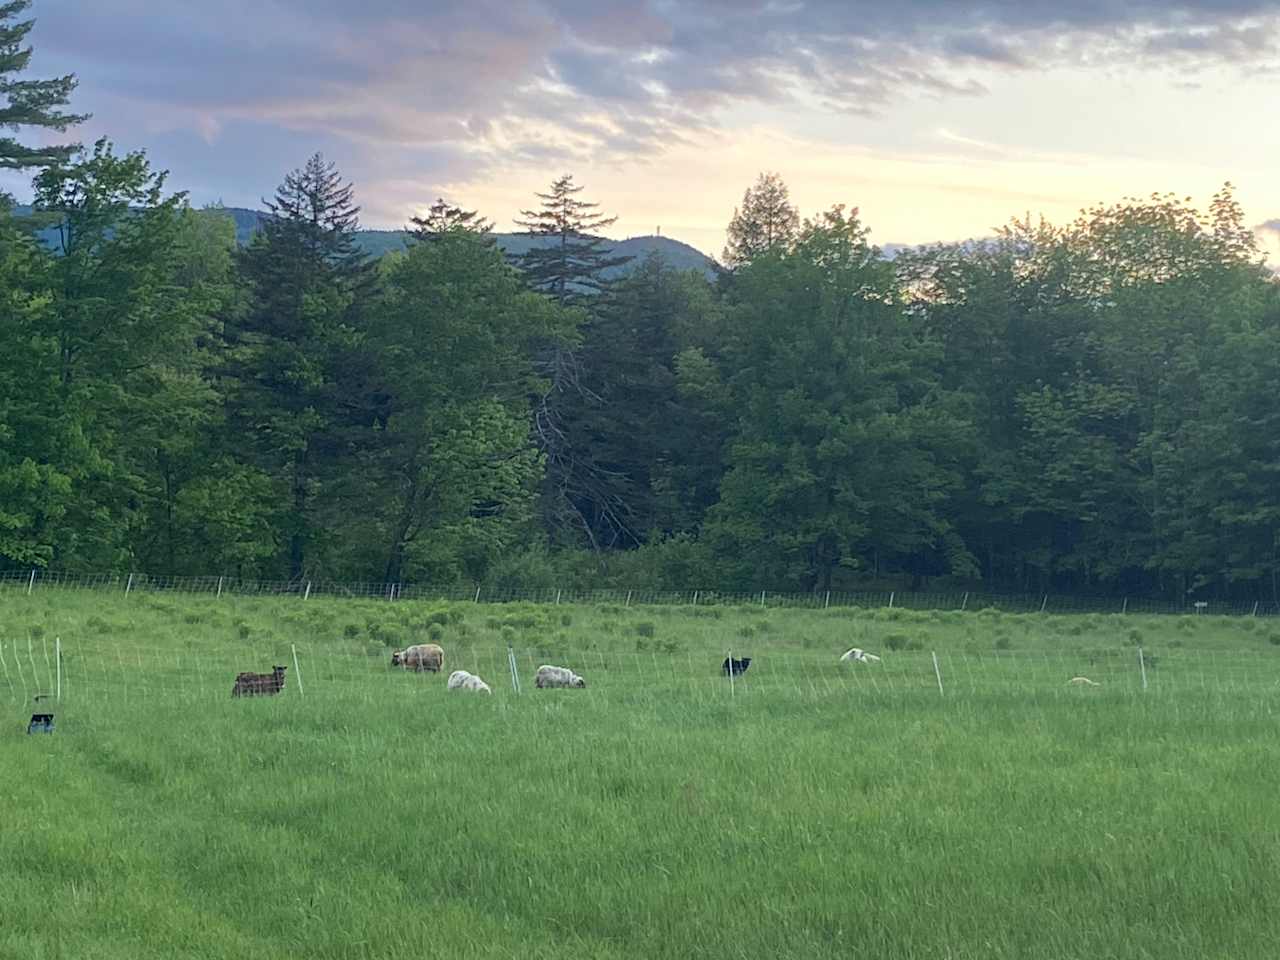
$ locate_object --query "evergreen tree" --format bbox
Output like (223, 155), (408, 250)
(722, 172), (799, 267)
(514, 174), (630, 305)
(224, 154), (374, 579)
(409, 197), (492, 243)
(0, 0), (87, 173)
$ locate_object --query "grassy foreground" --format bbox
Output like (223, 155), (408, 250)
(3, 588), (1280, 959)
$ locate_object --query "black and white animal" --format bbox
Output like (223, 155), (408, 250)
(722, 656), (752, 677)
(840, 648), (881, 664)
(232, 665), (287, 697)
(447, 670), (492, 694)
(534, 665), (586, 689)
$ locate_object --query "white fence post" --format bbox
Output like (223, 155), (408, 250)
(474, 585), (481, 603)
(824, 590), (830, 609)
(961, 591), (968, 611)
(507, 645), (521, 694)
(760, 591), (765, 607)
(727, 649), (735, 698)
(304, 581), (312, 601)
(1040, 594), (1048, 613)
(555, 588), (562, 605)
(26, 568), (36, 596)
(291, 644), (304, 698)
(1138, 646), (1148, 691)
(1253, 601), (1260, 617)
(217, 575), (224, 599)
(693, 590), (698, 606)
(1122, 597), (1128, 615)
(932, 651), (944, 696)
(626, 590), (632, 608)
(125, 573), (134, 596)
(888, 591), (895, 609)
(55, 637), (61, 702)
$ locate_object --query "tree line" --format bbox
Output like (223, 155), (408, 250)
(1, 1), (1277, 600)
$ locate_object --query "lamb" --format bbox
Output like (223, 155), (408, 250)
(534, 664), (586, 689)
(232, 665), (288, 698)
(391, 643), (444, 673)
(1067, 676), (1101, 687)
(840, 648), (882, 664)
(447, 670), (492, 695)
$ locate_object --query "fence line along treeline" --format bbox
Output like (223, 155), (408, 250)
(3, 568), (1278, 618)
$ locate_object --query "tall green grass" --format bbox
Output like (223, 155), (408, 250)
(4, 587), (1280, 958)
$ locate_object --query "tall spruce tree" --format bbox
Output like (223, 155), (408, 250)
(409, 197), (492, 243)
(0, 0), (87, 173)
(514, 174), (631, 548)
(224, 154), (374, 579)
(722, 172), (799, 267)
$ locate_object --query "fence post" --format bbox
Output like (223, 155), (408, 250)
(304, 581), (312, 601)
(217, 576), (224, 599)
(26, 568), (36, 596)
(760, 591), (765, 607)
(1122, 597), (1128, 615)
(507, 645), (521, 694)
(1253, 601), (1260, 617)
(555, 588), (562, 605)
(55, 637), (61, 702)
(1137, 646), (1148, 691)
(961, 591), (968, 612)
(625, 590), (632, 608)
(125, 573), (134, 596)
(888, 591), (894, 610)
(693, 590), (698, 606)
(291, 644), (304, 698)
(1040, 594), (1048, 613)
(727, 649), (735, 698)
(932, 652), (944, 696)
(825, 590), (830, 610)
(474, 585), (481, 603)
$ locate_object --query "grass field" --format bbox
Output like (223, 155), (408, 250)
(4, 587), (1280, 958)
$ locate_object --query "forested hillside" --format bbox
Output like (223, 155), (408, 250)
(1, 3), (1277, 602)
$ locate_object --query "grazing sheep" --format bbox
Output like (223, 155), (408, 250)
(534, 664), (585, 689)
(722, 656), (752, 677)
(447, 670), (492, 695)
(391, 643), (444, 673)
(232, 665), (288, 698)
(1068, 676), (1101, 686)
(840, 647), (881, 664)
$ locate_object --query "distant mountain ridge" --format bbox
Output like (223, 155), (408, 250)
(213, 206), (719, 278)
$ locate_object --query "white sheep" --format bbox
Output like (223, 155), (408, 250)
(840, 647), (882, 664)
(447, 670), (492, 694)
(534, 664), (586, 689)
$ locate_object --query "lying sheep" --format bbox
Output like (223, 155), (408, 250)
(840, 648), (881, 664)
(1068, 676), (1101, 686)
(534, 664), (585, 689)
(391, 643), (444, 673)
(447, 670), (492, 695)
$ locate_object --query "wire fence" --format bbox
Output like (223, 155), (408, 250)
(2, 568), (1278, 617)
(5, 638), (1279, 714)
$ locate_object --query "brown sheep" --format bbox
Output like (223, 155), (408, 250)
(391, 643), (444, 673)
(232, 665), (288, 697)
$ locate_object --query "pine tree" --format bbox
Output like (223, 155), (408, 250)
(408, 197), (492, 243)
(0, 0), (87, 172)
(514, 174), (631, 305)
(224, 154), (374, 579)
(723, 172), (799, 267)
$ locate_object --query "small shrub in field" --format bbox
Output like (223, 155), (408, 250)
(484, 617), (501, 630)
(978, 607), (1001, 618)
(236, 622), (251, 640)
(560, 613), (573, 627)
(428, 623), (445, 642)
(500, 626), (516, 645)
(29, 624), (45, 640)
(1177, 617), (1195, 631)
(426, 611), (450, 627)
(635, 637), (649, 652)
(504, 614), (540, 630)
(1066, 623), (1086, 637)
(1268, 632), (1280, 647)
(994, 636), (1012, 651)
(86, 615), (110, 633)
(885, 633), (910, 651)
(737, 624), (756, 639)
(596, 604), (621, 615)
(1239, 619), (1257, 632)
(634, 621), (655, 638)
(755, 619), (774, 633)
(658, 639), (681, 654)
(447, 609), (465, 624)
(343, 623), (361, 639)
(1127, 628), (1143, 646)
(905, 639), (925, 651)
(183, 612), (203, 625)
(1169, 638), (1185, 649)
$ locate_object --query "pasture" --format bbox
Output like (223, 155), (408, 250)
(4, 587), (1280, 958)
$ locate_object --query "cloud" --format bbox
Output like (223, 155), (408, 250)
(16, 0), (1280, 224)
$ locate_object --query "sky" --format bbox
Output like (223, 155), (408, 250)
(10, 0), (1280, 261)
